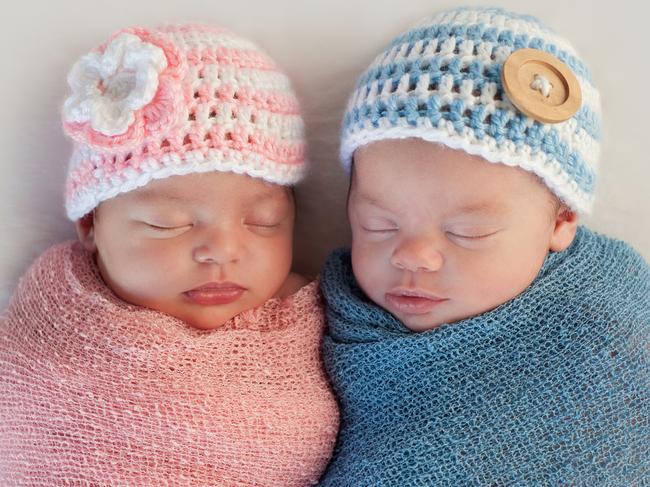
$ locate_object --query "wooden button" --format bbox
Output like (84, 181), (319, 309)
(501, 48), (582, 124)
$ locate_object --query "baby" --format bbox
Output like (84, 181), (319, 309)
(0, 25), (338, 485)
(318, 7), (648, 486)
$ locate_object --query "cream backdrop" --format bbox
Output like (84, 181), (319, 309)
(1, 0), (648, 308)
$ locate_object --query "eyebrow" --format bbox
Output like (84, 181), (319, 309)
(132, 188), (285, 206)
(132, 191), (194, 205)
(355, 191), (506, 217)
(354, 192), (396, 214)
(453, 202), (507, 216)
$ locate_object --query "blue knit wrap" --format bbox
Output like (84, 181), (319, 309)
(318, 227), (649, 486)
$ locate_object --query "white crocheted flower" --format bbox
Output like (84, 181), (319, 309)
(63, 33), (168, 136)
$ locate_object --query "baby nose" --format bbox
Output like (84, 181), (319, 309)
(390, 236), (443, 273)
(192, 228), (242, 265)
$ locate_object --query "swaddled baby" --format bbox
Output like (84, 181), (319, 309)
(318, 7), (649, 486)
(0, 24), (338, 486)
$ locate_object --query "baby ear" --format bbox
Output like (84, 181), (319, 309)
(549, 206), (579, 252)
(75, 210), (97, 252)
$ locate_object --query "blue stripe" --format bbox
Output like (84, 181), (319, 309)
(573, 106), (601, 140)
(343, 96), (596, 195)
(356, 24), (593, 91)
(353, 59), (601, 142)
(390, 23), (591, 80)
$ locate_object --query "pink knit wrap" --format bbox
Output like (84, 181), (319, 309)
(0, 242), (339, 486)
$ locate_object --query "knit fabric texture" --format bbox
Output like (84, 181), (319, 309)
(340, 7), (601, 213)
(0, 242), (339, 486)
(62, 24), (307, 220)
(317, 226), (649, 486)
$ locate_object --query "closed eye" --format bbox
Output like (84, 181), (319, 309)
(361, 226), (398, 233)
(246, 222), (281, 228)
(447, 230), (498, 240)
(145, 222), (193, 231)
(245, 221), (283, 236)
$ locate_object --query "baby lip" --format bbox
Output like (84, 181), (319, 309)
(388, 288), (446, 300)
(385, 288), (449, 316)
(187, 282), (246, 293)
(183, 282), (247, 306)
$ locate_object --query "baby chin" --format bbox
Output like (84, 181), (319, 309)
(383, 293), (451, 332)
(159, 293), (254, 330)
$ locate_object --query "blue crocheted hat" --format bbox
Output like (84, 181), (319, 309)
(341, 7), (601, 213)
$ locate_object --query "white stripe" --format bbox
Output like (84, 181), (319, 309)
(422, 9), (582, 60)
(167, 29), (261, 53)
(189, 105), (304, 141)
(577, 79), (601, 117)
(340, 124), (594, 214)
(190, 64), (292, 92)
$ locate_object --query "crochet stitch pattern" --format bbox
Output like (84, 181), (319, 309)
(317, 226), (649, 486)
(340, 8), (601, 213)
(0, 242), (339, 486)
(63, 24), (307, 220)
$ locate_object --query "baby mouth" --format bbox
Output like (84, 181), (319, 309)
(184, 282), (247, 306)
(385, 289), (448, 315)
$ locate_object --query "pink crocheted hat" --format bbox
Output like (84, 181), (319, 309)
(62, 24), (307, 220)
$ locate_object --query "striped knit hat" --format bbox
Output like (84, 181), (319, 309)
(341, 7), (601, 213)
(62, 24), (306, 220)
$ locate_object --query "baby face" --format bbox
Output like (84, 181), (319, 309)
(81, 171), (295, 330)
(348, 138), (577, 332)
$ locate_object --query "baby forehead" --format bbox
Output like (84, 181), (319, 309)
(352, 139), (543, 189)
(351, 186), (509, 218)
(350, 141), (555, 213)
(354, 138), (494, 171)
(126, 172), (292, 206)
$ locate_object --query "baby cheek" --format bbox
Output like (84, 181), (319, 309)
(352, 241), (391, 295)
(463, 251), (542, 308)
(251, 234), (293, 286)
(265, 239), (293, 276)
(116, 245), (185, 296)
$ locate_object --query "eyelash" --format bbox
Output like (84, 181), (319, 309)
(359, 226), (499, 243)
(447, 231), (497, 240)
(246, 222), (280, 228)
(361, 226), (398, 233)
(146, 223), (192, 231)
(145, 221), (282, 232)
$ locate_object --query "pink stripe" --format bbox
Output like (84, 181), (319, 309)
(159, 24), (231, 36)
(199, 125), (305, 164)
(66, 161), (98, 199)
(186, 47), (279, 72)
(67, 128), (304, 198)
